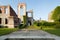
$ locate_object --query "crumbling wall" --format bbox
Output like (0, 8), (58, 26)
(10, 6), (17, 17)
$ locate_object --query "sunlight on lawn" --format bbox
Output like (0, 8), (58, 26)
(0, 28), (19, 36)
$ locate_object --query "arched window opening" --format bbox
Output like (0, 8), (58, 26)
(20, 7), (24, 16)
(5, 8), (8, 14)
(28, 13), (31, 17)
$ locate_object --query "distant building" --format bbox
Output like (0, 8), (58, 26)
(48, 11), (54, 22)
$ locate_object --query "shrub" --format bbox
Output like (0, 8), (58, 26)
(36, 23), (42, 26)
(54, 22), (60, 29)
(23, 24), (27, 28)
(55, 24), (60, 29)
(0, 25), (4, 28)
(18, 24), (27, 29)
(4, 26), (8, 28)
(18, 24), (23, 29)
(33, 21), (38, 25)
(33, 21), (41, 26)
(33, 20), (56, 27)
(37, 22), (40, 26)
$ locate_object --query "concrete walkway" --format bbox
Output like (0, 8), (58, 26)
(0, 29), (60, 40)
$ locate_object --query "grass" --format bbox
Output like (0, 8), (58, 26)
(26, 25), (40, 30)
(38, 26), (60, 36)
(43, 29), (60, 36)
(27, 25), (60, 36)
(0, 28), (19, 36)
(26, 25), (55, 30)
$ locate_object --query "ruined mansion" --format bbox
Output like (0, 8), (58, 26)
(0, 3), (33, 28)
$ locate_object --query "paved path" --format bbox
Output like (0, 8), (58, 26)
(0, 29), (60, 40)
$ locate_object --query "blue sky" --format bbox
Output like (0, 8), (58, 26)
(0, 0), (60, 20)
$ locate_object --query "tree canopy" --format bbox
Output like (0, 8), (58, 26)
(51, 6), (60, 22)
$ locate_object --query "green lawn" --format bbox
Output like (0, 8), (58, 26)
(0, 28), (19, 36)
(39, 26), (60, 36)
(26, 25), (40, 30)
(43, 29), (60, 36)
(27, 25), (60, 36)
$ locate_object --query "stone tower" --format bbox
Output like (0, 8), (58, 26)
(18, 3), (26, 22)
(26, 10), (33, 25)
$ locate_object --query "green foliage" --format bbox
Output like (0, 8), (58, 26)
(18, 24), (23, 29)
(52, 6), (60, 22)
(18, 15), (28, 29)
(34, 20), (56, 27)
(33, 21), (41, 26)
(33, 21), (38, 25)
(23, 15), (27, 24)
(55, 24), (60, 29)
(54, 22), (60, 29)
(41, 21), (56, 26)
(18, 24), (27, 29)
(0, 28), (18, 36)
(23, 24), (27, 28)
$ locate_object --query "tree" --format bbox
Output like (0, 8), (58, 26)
(51, 6), (60, 22)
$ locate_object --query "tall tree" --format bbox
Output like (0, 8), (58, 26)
(51, 6), (60, 22)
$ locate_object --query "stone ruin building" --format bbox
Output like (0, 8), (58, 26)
(0, 3), (33, 28)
